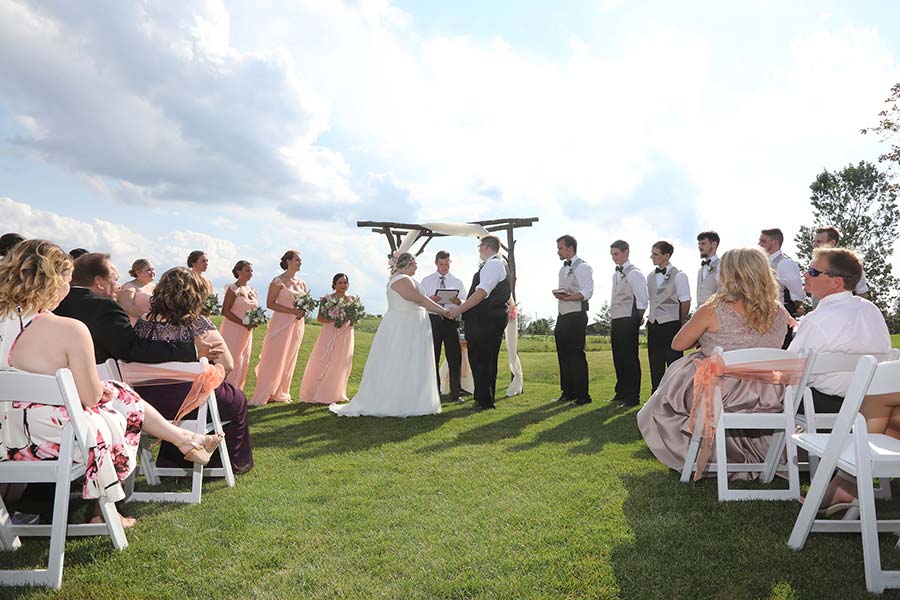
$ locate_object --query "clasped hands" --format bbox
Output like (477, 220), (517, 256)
(444, 306), (461, 319)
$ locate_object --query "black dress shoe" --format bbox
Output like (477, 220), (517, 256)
(474, 403), (496, 411)
(616, 400), (639, 408)
(574, 397), (592, 406)
(554, 395), (575, 403)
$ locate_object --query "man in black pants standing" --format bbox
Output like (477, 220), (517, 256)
(645, 241), (691, 394)
(609, 240), (647, 407)
(421, 250), (467, 401)
(552, 235), (594, 405)
(449, 236), (510, 410)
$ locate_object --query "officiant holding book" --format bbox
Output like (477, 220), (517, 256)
(422, 250), (467, 402)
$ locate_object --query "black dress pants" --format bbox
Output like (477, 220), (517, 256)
(611, 315), (641, 404)
(647, 320), (683, 393)
(465, 312), (507, 408)
(554, 311), (589, 400)
(430, 314), (462, 398)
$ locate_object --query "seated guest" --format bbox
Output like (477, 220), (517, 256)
(0, 240), (223, 526)
(118, 258), (156, 325)
(133, 267), (253, 475)
(637, 247), (792, 478)
(0, 232), (24, 258)
(788, 247), (891, 413)
(54, 253), (203, 364)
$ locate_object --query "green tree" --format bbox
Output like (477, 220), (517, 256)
(586, 301), (611, 336)
(525, 317), (555, 337)
(861, 82), (900, 170)
(793, 161), (900, 311)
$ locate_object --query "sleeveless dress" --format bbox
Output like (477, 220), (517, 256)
(636, 303), (789, 479)
(220, 284), (259, 390)
(0, 314), (144, 501)
(298, 294), (355, 404)
(330, 275), (440, 417)
(250, 278), (306, 406)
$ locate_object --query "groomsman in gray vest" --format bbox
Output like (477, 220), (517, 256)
(758, 227), (805, 347)
(811, 226), (870, 300)
(609, 240), (648, 407)
(646, 241), (691, 393)
(696, 231), (720, 307)
(552, 235), (594, 405)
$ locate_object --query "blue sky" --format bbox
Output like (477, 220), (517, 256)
(1, 0), (899, 318)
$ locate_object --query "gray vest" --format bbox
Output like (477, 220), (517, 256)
(558, 257), (589, 315)
(648, 265), (682, 324)
(696, 259), (719, 306)
(610, 264), (640, 319)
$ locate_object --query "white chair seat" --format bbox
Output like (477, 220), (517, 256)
(794, 433), (900, 478)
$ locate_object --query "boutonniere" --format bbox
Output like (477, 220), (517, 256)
(567, 267), (574, 276)
(664, 273), (671, 282)
(706, 264), (714, 273)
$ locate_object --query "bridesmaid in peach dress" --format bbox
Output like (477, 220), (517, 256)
(250, 250), (308, 406)
(220, 260), (259, 390)
(117, 258), (156, 325)
(299, 273), (356, 404)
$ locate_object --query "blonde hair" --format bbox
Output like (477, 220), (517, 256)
(707, 247), (781, 333)
(129, 258), (152, 278)
(0, 239), (73, 317)
(391, 252), (416, 275)
(148, 267), (208, 324)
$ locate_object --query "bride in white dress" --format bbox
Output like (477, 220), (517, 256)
(330, 252), (450, 417)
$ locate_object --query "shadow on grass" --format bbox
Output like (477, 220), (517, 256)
(609, 472), (887, 600)
(505, 402), (642, 454)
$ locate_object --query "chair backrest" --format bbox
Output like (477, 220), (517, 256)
(717, 347), (804, 366)
(95, 358), (121, 381)
(0, 368), (92, 459)
(116, 357), (209, 384)
(825, 356), (882, 445)
(805, 349), (900, 375)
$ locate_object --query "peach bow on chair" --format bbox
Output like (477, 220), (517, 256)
(686, 352), (807, 481)
(117, 361), (226, 426)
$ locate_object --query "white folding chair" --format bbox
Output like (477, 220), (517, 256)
(95, 358), (122, 381)
(116, 359), (234, 505)
(787, 356), (900, 594)
(680, 346), (807, 501)
(0, 368), (127, 590)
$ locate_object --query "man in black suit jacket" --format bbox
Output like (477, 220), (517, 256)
(53, 253), (210, 363)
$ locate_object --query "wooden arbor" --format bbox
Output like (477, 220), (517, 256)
(357, 218), (539, 300)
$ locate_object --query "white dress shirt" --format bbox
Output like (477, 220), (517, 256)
(421, 271), (467, 309)
(476, 255), (507, 296)
(769, 250), (806, 302)
(612, 260), (649, 310)
(788, 291), (892, 396)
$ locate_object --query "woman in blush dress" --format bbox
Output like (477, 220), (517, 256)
(117, 258), (156, 325)
(250, 250), (308, 406)
(299, 273), (356, 405)
(220, 260), (259, 390)
(187, 250), (213, 294)
(0, 241), (223, 525)
(637, 248), (792, 479)
(133, 267), (253, 475)
(330, 253), (449, 418)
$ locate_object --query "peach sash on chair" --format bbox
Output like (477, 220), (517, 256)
(685, 353), (807, 480)
(118, 362), (225, 425)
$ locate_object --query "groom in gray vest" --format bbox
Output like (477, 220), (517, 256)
(609, 240), (647, 407)
(552, 235), (594, 405)
(646, 241), (691, 393)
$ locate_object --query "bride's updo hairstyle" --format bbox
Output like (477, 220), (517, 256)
(148, 267), (208, 324)
(280, 250), (300, 270)
(0, 239), (73, 317)
(707, 247), (781, 333)
(391, 252), (415, 275)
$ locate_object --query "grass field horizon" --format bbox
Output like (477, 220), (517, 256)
(4, 324), (900, 599)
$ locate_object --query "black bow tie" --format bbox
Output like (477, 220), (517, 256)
(656, 267), (667, 274)
(564, 260), (572, 267)
(615, 265), (624, 273)
(701, 259), (711, 266)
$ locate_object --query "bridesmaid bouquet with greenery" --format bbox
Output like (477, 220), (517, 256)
(292, 291), (318, 319)
(319, 295), (365, 328)
(203, 293), (222, 316)
(242, 306), (269, 328)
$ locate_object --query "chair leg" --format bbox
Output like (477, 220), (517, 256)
(97, 498), (128, 550)
(788, 456), (835, 550)
(716, 416), (729, 499)
(45, 462), (74, 590)
(681, 433), (701, 483)
(857, 460), (884, 592)
(761, 431), (786, 484)
(0, 496), (22, 552)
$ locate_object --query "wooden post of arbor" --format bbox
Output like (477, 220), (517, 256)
(356, 218), (538, 301)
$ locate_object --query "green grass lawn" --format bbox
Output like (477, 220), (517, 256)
(5, 328), (900, 598)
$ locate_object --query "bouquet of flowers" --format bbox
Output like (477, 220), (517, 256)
(319, 295), (366, 328)
(203, 293), (222, 316)
(293, 291), (318, 319)
(242, 306), (269, 328)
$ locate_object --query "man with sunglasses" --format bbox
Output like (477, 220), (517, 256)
(787, 247), (891, 413)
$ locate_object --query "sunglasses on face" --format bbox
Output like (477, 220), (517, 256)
(806, 266), (841, 278)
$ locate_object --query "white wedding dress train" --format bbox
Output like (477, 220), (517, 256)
(329, 274), (441, 417)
